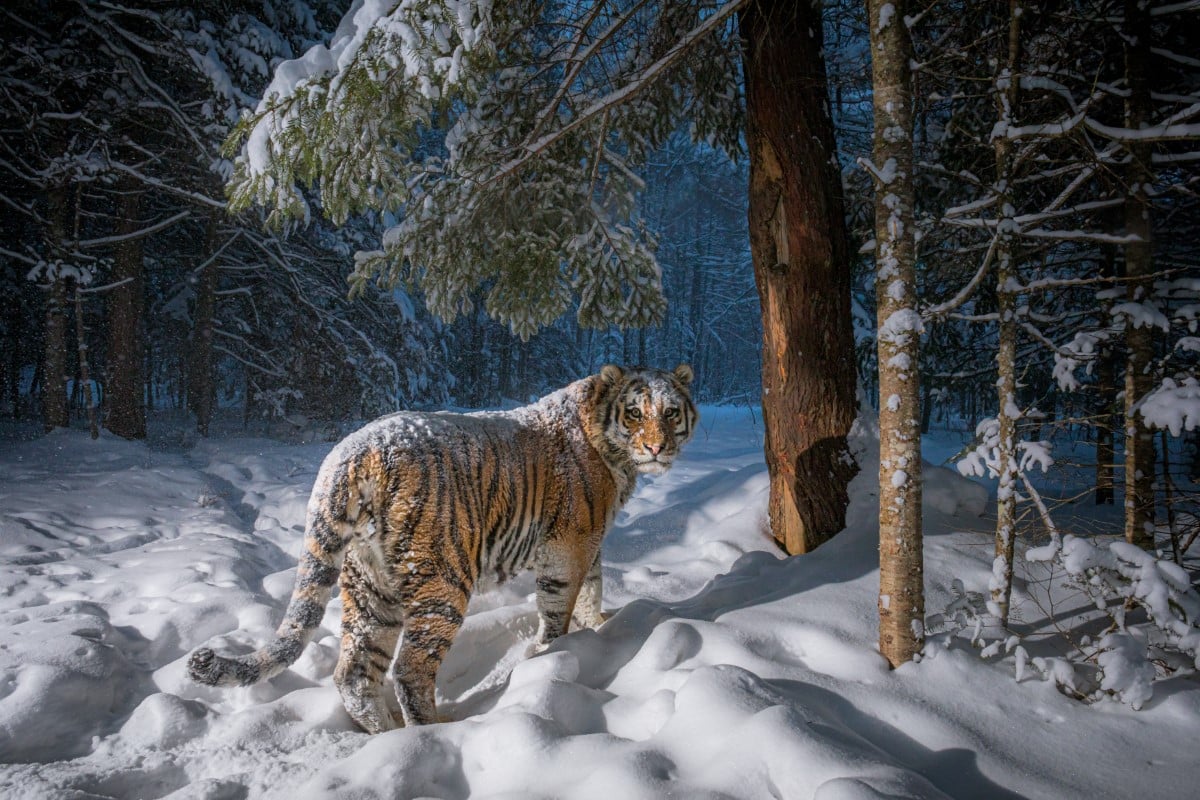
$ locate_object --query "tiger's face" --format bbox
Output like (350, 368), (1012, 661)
(601, 364), (698, 475)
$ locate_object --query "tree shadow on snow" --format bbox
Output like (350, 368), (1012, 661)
(603, 461), (767, 564)
(763, 679), (1030, 800)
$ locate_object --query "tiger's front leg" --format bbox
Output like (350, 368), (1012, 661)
(533, 540), (599, 651)
(570, 551), (605, 630)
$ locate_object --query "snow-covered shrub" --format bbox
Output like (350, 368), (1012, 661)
(1023, 535), (1200, 709)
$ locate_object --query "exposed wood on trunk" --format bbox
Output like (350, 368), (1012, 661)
(740, 0), (858, 555)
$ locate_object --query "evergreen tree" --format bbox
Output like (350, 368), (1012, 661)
(225, 0), (859, 551)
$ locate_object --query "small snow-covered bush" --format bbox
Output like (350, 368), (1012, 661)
(929, 536), (1200, 709)
(1023, 535), (1200, 709)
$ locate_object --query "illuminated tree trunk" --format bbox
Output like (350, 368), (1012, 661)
(740, 0), (858, 554)
(990, 0), (1022, 628)
(869, 0), (924, 666)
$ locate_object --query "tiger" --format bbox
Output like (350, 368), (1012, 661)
(187, 364), (697, 732)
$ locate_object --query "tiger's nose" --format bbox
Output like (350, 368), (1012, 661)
(645, 444), (663, 456)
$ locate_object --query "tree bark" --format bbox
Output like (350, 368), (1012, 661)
(1095, 237), (1118, 505)
(740, 0), (858, 555)
(104, 182), (147, 440)
(41, 185), (71, 431)
(990, 0), (1023, 628)
(73, 283), (98, 439)
(187, 213), (220, 436)
(869, 0), (924, 667)
(1122, 0), (1155, 549)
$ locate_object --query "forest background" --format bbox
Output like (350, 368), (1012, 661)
(2, 0), (1199, 667)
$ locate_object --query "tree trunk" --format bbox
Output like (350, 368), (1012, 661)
(740, 0), (858, 555)
(1122, 0), (1155, 550)
(869, 0), (925, 667)
(1095, 238), (1118, 505)
(41, 185), (71, 431)
(188, 213), (220, 437)
(43, 277), (70, 431)
(104, 183), (146, 440)
(73, 284), (98, 439)
(990, 0), (1022, 628)
(920, 380), (933, 434)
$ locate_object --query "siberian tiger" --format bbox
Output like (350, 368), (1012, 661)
(187, 364), (697, 732)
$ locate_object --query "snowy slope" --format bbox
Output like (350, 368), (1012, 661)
(0, 407), (1197, 799)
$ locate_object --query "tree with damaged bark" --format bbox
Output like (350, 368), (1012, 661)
(741, 1), (858, 554)
(225, 0), (860, 553)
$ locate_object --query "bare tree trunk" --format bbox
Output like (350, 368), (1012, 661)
(1095, 238), (1118, 505)
(990, 0), (1023, 628)
(43, 277), (69, 431)
(740, 0), (858, 554)
(104, 182), (146, 440)
(1095, 345), (1116, 504)
(42, 185), (71, 431)
(920, 381), (933, 434)
(188, 213), (220, 436)
(73, 284), (98, 439)
(869, 0), (924, 667)
(1122, 0), (1155, 549)
(4, 304), (19, 417)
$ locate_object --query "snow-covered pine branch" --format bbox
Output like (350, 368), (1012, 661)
(224, 0), (744, 336)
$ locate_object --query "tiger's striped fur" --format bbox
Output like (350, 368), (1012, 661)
(187, 364), (697, 732)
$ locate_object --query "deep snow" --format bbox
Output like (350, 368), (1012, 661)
(0, 406), (1197, 799)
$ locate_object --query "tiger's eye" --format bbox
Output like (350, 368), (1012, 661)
(626, 407), (642, 420)
(664, 408), (679, 419)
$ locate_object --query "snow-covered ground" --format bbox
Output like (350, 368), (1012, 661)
(1, 406), (1197, 799)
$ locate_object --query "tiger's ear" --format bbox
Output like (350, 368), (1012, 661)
(600, 364), (625, 385)
(673, 364), (694, 386)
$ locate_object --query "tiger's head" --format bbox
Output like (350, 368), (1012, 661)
(598, 364), (698, 475)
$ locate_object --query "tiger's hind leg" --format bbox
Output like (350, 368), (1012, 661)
(334, 576), (402, 734)
(392, 579), (467, 726)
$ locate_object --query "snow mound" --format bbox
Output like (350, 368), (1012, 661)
(1, 408), (1197, 799)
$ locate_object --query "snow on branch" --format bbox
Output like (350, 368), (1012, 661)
(956, 417), (1053, 481)
(75, 210), (191, 249)
(481, 0), (748, 187)
(1139, 377), (1200, 436)
(1027, 533), (1200, 709)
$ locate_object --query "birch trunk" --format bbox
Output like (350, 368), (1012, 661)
(869, 0), (925, 666)
(740, 0), (858, 554)
(991, 0), (1022, 628)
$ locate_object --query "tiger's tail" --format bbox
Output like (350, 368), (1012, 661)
(187, 485), (349, 688)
